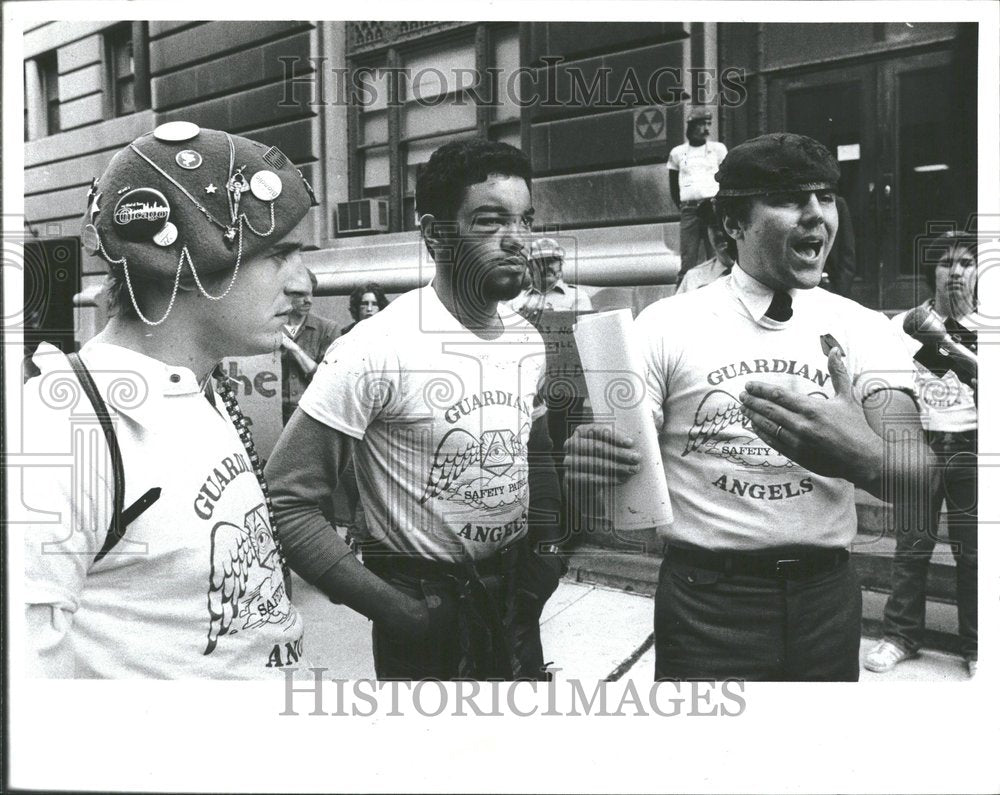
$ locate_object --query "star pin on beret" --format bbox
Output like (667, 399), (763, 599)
(715, 132), (840, 198)
(82, 121), (318, 324)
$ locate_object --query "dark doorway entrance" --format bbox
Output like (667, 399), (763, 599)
(769, 47), (976, 311)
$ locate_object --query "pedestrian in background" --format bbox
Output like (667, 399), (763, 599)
(668, 106), (727, 280)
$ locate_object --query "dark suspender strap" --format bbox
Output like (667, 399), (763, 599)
(67, 352), (127, 563)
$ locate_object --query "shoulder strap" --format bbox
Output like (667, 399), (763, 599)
(67, 352), (127, 563)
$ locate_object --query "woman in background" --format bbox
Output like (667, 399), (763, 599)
(342, 282), (389, 335)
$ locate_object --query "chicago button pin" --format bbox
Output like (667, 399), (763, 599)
(113, 188), (171, 242)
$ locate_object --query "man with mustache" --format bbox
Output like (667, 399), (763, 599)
(267, 139), (563, 680)
(567, 133), (931, 681)
(279, 266), (340, 425)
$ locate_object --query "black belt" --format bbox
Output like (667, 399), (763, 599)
(667, 544), (849, 580)
(363, 541), (519, 581)
(928, 430), (977, 449)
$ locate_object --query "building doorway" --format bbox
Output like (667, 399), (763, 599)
(768, 48), (975, 311)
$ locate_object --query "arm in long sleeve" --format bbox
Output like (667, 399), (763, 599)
(265, 410), (428, 638)
(526, 415), (563, 547)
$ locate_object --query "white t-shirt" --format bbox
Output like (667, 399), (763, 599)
(299, 286), (547, 563)
(890, 305), (977, 433)
(635, 265), (914, 551)
(667, 140), (728, 203)
(22, 342), (306, 678)
(675, 256), (731, 294)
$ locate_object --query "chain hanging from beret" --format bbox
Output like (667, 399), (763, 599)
(212, 365), (291, 589)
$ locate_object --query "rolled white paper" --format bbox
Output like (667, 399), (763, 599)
(573, 309), (673, 530)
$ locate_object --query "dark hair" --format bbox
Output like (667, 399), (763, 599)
(348, 281), (389, 321)
(415, 138), (532, 225)
(920, 231), (977, 291)
(709, 196), (748, 261)
(102, 269), (139, 320)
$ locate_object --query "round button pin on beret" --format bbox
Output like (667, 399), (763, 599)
(175, 149), (203, 170)
(153, 121), (200, 142)
(153, 221), (178, 247)
(250, 170), (283, 201)
(82, 223), (101, 255)
(113, 188), (171, 242)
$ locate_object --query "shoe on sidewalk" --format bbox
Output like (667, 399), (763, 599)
(864, 639), (917, 673)
(967, 659), (977, 678)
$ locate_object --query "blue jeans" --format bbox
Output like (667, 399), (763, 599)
(654, 551), (862, 681)
(882, 433), (977, 660)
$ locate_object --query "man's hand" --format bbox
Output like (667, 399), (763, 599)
(388, 594), (431, 642)
(563, 424), (641, 520)
(280, 335), (318, 376)
(739, 347), (882, 487)
(564, 423), (641, 485)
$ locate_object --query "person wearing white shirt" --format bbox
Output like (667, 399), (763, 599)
(668, 106), (728, 278)
(566, 133), (931, 681)
(22, 124), (315, 678)
(865, 231), (979, 677)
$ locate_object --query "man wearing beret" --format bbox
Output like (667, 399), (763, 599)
(668, 106), (727, 279)
(22, 123), (317, 677)
(566, 133), (932, 681)
(266, 139), (563, 680)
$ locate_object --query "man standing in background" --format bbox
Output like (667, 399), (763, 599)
(674, 199), (736, 294)
(280, 267), (340, 424)
(668, 106), (727, 280)
(510, 237), (592, 324)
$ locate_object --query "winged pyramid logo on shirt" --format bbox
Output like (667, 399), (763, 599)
(420, 424), (530, 510)
(683, 389), (818, 469)
(204, 504), (293, 655)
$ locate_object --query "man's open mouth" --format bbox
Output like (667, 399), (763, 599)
(793, 238), (823, 259)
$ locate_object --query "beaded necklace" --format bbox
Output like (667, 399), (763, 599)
(211, 365), (291, 592)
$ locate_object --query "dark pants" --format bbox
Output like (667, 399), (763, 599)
(679, 202), (712, 275)
(368, 542), (550, 681)
(882, 433), (977, 660)
(654, 549), (862, 681)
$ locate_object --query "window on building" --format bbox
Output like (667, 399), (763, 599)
(24, 50), (59, 140)
(41, 52), (60, 135)
(104, 22), (150, 117)
(348, 23), (522, 234)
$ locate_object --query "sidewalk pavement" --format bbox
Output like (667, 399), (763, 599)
(294, 575), (970, 682)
